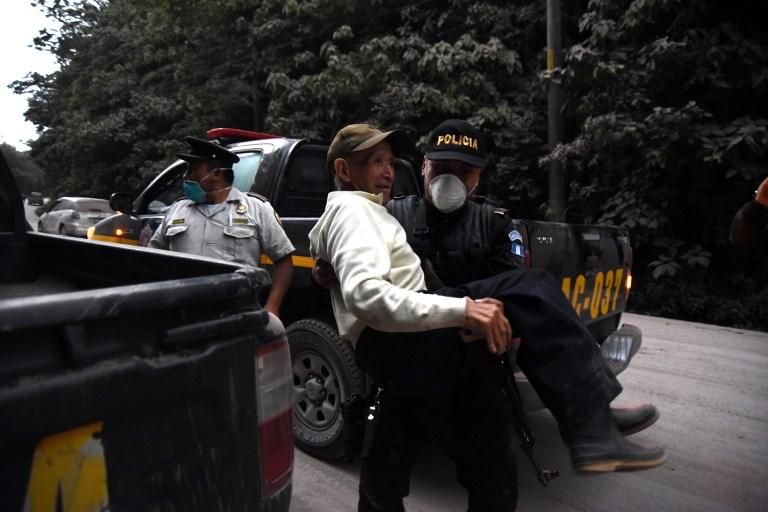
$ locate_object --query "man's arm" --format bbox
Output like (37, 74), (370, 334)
(254, 198), (296, 317)
(730, 177), (768, 251)
(264, 254), (293, 317)
(147, 212), (171, 249)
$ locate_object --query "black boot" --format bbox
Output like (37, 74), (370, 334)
(612, 403), (660, 435)
(567, 407), (666, 473)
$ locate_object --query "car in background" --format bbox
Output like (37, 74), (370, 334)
(37, 196), (114, 237)
(26, 192), (43, 206)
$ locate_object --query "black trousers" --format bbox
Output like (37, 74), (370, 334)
(355, 269), (621, 511)
(357, 349), (518, 512)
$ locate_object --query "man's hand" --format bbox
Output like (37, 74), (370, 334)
(312, 258), (339, 289)
(756, 177), (768, 207)
(463, 298), (513, 354)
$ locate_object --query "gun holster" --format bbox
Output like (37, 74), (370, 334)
(341, 387), (384, 462)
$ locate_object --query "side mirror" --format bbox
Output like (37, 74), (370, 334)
(28, 192), (43, 206)
(109, 192), (134, 215)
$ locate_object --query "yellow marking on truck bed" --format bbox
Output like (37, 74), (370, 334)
(25, 421), (108, 512)
(89, 233), (139, 245)
(260, 254), (314, 268)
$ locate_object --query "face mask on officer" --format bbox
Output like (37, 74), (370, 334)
(183, 171), (213, 204)
(428, 174), (468, 213)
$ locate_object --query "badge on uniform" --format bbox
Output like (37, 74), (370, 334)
(236, 201), (248, 215)
(171, 218), (185, 225)
(508, 229), (525, 257)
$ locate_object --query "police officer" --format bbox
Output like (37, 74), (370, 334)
(387, 119), (661, 435)
(149, 136), (295, 317)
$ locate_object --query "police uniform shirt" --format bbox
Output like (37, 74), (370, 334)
(148, 187), (295, 267)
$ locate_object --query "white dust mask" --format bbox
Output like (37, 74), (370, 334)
(429, 173), (469, 213)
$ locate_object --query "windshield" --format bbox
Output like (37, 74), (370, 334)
(76, 199), (112, 212)
(232, 152), (263, 192)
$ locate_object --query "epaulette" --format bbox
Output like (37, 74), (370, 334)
(470, 196), (507, 216)
(245, 192), (269, 203)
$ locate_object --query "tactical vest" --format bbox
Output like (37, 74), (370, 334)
(387, 195), (506, 288)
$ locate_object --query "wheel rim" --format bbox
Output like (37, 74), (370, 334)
(292, 348), (343, 431)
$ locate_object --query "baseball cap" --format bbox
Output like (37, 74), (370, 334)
(176, 136), (240, 166)
(424, 119), (488, 169)
(326, 124), (413, 171)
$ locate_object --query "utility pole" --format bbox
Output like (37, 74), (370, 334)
(546, 0), (565, 221)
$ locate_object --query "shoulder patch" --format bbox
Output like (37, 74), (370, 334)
(508, 229), (525, 257)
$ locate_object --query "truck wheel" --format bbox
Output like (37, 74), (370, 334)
(287, 319), (363, 461)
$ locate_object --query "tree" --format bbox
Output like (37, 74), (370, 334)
(0, 143), (45, 194)
(549, 0), (768, 328)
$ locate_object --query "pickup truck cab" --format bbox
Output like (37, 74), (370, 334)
(0, 147), (293, 510)
(91, 128), (642, 462)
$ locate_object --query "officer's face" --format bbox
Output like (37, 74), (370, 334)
(336, 142), (396, 203)
(422, 158), (482, 199)
(183, 161), (215, 187)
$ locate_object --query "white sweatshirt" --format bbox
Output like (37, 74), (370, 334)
(309, 191), (466, 343)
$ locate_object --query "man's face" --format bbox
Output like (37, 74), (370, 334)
(422, 158), (482, 204)
(338, 141), (396, 203)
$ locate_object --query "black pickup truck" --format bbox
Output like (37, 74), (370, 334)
(0, 148), (293, 510)
(91, 128), (642, 461)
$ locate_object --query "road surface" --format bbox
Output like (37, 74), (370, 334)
(289, 313), (768, 511)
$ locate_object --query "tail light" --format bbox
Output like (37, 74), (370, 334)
(255, 338), (293, 498)
(624, 244), (634, 302)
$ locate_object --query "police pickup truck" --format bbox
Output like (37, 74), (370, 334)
(91, 128), (642, 462)
(0, 148), (293, 510)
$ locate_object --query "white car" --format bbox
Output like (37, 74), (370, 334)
(37, 197), (114, 237)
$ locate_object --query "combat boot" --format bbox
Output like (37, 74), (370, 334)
(612, 403), (659, 435)
(567, 406), (666, 473)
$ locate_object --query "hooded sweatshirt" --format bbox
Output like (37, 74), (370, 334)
(308, 191), (466, 343)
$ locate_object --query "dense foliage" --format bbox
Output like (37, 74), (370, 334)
(1, 143), (44, 194)
(12, 0), (767, 330)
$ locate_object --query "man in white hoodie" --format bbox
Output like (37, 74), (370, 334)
(309, 123), (664, 512)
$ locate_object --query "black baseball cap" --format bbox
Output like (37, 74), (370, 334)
(327, 124), (414, 171)
(176, 136), (240, 166)
(424, 119), (488, 169)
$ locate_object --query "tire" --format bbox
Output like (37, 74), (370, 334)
(287, 318), (364, 461)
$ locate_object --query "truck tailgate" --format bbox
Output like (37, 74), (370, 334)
(520, 220), (632, 340)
